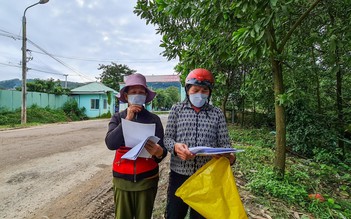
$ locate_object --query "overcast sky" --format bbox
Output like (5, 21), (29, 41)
(0, 0), (178, 83)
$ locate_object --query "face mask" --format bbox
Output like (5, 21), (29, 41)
(189, 93), (208, 108)
(127, 94), (146, 105)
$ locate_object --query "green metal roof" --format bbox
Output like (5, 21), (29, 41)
(71, 82), (117, 94)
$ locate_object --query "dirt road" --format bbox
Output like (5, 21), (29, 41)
(0, 116), (270, 219)
(0, 116), (169, 219)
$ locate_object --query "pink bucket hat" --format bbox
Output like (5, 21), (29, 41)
(118, 73), (156, 103)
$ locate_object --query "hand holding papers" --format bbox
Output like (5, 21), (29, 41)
(121, 119), (159, 160)
(122, 136), (160, 160)
(189, 146), (244, 155)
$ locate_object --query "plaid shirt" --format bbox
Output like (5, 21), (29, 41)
(164, 101), (232, 176)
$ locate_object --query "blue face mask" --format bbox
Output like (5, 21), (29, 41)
(189, 93), (208, 108)
(127, 94), (146, 105)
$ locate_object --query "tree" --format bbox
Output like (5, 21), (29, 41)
(153, 86), (180, 110)
(97, 62), (136, 91)
(229, 0), (323, 177)
(25, 78), (69, 95)
(134, 0), (324, 178)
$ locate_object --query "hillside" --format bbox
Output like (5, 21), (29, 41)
(0, 79), (85, 90)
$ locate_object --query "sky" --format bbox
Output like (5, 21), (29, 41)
(0, 0), (178, 83)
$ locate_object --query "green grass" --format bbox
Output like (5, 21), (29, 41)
(1, 109), (350, 218)
(229, 126), (351, 219)
(0, 105), (84, 129)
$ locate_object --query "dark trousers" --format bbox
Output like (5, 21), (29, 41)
(165, 170), (206, 219)
(113, 178), (157, 219)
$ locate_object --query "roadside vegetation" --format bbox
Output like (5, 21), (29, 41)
(231, 125), (351, 219)
(0, 100), (87, 129)
(1, 105), (350, 218)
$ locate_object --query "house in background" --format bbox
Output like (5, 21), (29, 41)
(118, 74), (184, 112)
(71, 82), (117, 118)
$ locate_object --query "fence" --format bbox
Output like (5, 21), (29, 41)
(0, 90), (70, 111)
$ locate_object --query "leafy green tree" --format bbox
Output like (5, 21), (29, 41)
(153, 86), (180, 110)
(165, 86), (180, 104)
(135, 0), (246, 118)
(97, 62), (136, 91)
(135, 0), (351, 176)
(227, 0), (323, 177)
(25, 78), (69, 95)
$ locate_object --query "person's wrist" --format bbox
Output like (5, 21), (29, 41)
(155, 146), (163, 158)
(125, 114), (133, 120)
(230, 154), (236, 165)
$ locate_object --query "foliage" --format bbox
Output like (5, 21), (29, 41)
(0, 108), (21, 125)
(135, 0), (351, 176)
(62, 99), (87, 121)
(97, 62), (135, 91)
(0, 78), (84, 90)
(23, 78), (70, 95)
(97, 111), (112, 119)
(285, 99), (341, 160)
(0, 106), (65, 126)
(106, 91), (112, 105)
(27, 105), (68, 123)
(230, 126), (351, 218)
(0, 103), (87, 127)
(229, 124), (275, 148)
(153, 86), (180, 110)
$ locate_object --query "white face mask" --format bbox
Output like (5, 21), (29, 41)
(127, 94), (146, 105)
(189, 93), (208, 108)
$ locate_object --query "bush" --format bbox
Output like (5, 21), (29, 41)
(231, 126), (351, 219)
(62, 99), (87, 121)
(0, 103), (87, 126)
(27, 105), (67, 123)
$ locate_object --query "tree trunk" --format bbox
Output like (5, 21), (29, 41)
(268, 21), (286, 178)
(328, 8), (345, 158)
(311, 46), (322, 114)
(272, 58), (287, 178)
(222, 92), (228, 122)
(335, 47), (345, 158)
(241, 71), (246, 127)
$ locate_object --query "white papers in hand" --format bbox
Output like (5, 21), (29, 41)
(121, 136), (160, 160)
(189, 146), (244, 155)
(121, 119), (157, 159)
(121, 119), (155, 147)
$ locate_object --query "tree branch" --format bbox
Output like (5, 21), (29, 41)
(278, 0), (322, 53)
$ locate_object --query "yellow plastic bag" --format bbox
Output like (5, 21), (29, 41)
(175, 157), (248, 219)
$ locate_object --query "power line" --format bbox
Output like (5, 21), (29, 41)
(0, 29), (94, 82)
(29, 49), (168, 63)
(0, 62), (70, 76)
(27, 39), (94, 81)
(1, 29), (170, 64)
(0, 62), (20, 68)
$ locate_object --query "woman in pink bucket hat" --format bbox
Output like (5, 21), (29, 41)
(105, 73), (167, 219)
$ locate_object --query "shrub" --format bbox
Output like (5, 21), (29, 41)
(62, 99), (87, 121)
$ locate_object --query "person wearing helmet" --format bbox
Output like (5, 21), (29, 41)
(105, 73), (168, 219)
(164, 68), (236, 219)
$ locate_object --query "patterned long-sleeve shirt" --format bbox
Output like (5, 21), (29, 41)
(164, 101), (232, 175)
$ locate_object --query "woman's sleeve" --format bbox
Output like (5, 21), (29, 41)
(105, 113), (125, 150)
(164, 104), (178, 155)
(153, 115), (167, 162)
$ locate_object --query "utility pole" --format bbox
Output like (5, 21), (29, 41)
(63, 74), (68, 88)
(21, 0), (49, 124)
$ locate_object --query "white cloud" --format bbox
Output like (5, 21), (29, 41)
(0, 0), (178, 83)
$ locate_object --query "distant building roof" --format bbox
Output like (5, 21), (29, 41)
(121, 74), (180, 84)
(144, 75), (180, 82)
(71, 82), (117, 94)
